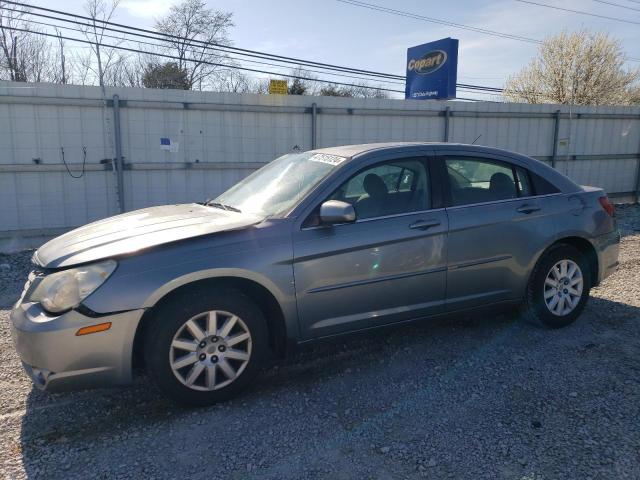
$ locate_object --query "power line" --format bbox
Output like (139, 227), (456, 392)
(337, 0), (640, 62)
(591, 0), (640, 12)
(2, 0), (638, 103)
(2, 1), (510, 94)
(336, 0), (542, 44)
(2, 6), (407, 87)
(2, 0), (407, 81)
(0, 4), (582, 101)
(0, 23), (409, 94)
(515, 0), (640, 25)
(0, 23), (509, 100)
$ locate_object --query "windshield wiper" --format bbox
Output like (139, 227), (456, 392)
(206, 201), (242, 213)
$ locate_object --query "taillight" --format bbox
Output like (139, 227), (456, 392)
(598, 196), (615, 217)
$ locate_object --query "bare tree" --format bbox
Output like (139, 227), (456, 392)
(73, 45), (140, 88)
(80, 0), (123, 88)
(155, 0), (233, 90)
(348, 82), (389, 99)
(318, 82), (389, 98)
(53, 28), (67, 84)
(102, 54), (132, 86)
(72, 50), (94, 85)
(251, 77), (270, 94)
(119, 54), (146, 88)
(319, 84), (351, 97)
(0, 2), (54, 82)
(504, 30), (640, 106)
(0, 1), (27, 81)
(215, 69), (252, 93)
(25, 31), (53, 82)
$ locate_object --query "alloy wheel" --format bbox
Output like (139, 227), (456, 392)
(169, 310), (252, 391)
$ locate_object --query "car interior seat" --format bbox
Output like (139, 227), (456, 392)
(489, 172), (516, 199)
(356, 173), (389, 218)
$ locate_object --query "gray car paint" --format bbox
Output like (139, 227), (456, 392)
(437, 147), (559, 311)
(292, 147), (447, 339)
(12, 142), (620, 392)
(293, 208), (449, 339)
(35, 203), (264, 268)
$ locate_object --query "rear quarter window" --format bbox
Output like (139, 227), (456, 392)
(530, 171), (561, 195)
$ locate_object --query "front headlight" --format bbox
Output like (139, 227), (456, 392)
(30, 260), (117, 313)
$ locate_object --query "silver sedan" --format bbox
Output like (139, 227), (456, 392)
(10, 143), (620, 405)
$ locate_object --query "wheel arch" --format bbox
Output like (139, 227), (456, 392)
(532, 235), (599, 288)
(132, 275), (290, 370)
(554, 236), (598, 286)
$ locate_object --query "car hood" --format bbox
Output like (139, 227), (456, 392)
(34, 203), (264, 268)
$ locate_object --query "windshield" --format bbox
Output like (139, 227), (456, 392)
(211, 152), (347, 216)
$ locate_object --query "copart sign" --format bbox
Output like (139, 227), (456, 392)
(405, 38), (458, 100)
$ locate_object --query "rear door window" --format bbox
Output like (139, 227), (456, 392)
(446, 157), (517, 206)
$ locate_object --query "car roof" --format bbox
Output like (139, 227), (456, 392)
(309, 142), (439, 158)
(309, 142), (522, 159)
(308, 142), (581, 193)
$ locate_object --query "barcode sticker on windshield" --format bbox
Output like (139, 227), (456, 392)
(309, 154), (346, 166)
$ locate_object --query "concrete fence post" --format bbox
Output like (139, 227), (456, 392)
(443, 106), (451, 142)
(112, 94), (125, 213)
(551, 109), (560, 169)
(311, 102), (318, 149)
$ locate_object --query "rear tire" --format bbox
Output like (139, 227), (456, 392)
(520, 244), (591, 329)
(143, 287), (269, 406)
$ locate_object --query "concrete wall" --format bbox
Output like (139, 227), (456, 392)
(1, 81), (639, 251)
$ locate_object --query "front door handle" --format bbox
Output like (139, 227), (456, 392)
(409, 219), (441, 230)
(516, 204), (541, 214)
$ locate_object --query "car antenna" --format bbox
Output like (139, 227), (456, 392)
(472, 134), (482, 145)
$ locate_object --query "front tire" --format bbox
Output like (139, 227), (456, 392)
(143, 287), (269, 406)
(521, 244), (591, 329)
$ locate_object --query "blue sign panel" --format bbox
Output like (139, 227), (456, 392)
(405, 38), (458, 100)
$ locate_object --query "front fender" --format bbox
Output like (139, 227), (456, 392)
(82, 226), (296, 327)
(141, 267), (290, 311)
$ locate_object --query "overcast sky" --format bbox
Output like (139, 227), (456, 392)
(29, 0), (640, 95)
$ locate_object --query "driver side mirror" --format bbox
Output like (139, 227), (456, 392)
(319, 200), (356, 225)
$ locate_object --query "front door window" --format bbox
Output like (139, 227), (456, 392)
(329, 159), (430, 220)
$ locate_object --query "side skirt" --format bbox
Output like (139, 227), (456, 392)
(291, 298), (523, 352)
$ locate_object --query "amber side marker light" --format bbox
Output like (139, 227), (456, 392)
(76, 322), (112, 336)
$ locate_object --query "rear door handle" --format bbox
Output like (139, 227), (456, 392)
(409, 219), (441, 230)
(516, 204), (541, 214)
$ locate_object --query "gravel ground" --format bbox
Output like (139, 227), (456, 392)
(1, 205), (640, 480)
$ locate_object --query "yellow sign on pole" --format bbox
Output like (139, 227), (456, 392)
(269, 79), (288, 95)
